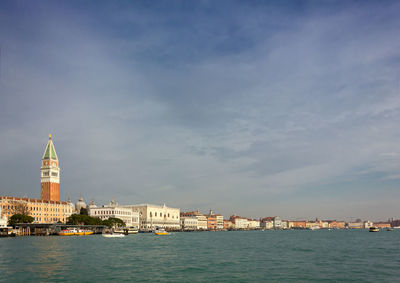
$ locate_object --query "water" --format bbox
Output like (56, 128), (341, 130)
(1, 230), (399, 282)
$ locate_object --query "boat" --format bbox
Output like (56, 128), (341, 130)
(126, 227), (139, 234)
(154, 227), (168, 235)
(369, 227), (380, 232)
(58, 228), (77, 236)
(309, 226), (320, 230)
(58, 228), (94, 236)
(102, 233), (125, 238)
(387, 227), (394, 231)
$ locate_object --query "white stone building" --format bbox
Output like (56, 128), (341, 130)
(180, 210), (208, 230)
(0, 206), (7, 227)
(181, 216), (198, 230)
(89, 201), (139, 228)
(122, 204), (180, 230)
(248, 219), (260, 229)
(230, 216), (249, 229)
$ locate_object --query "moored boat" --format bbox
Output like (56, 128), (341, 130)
(58, 228), (94, 236)
(369, 227), (380, 232)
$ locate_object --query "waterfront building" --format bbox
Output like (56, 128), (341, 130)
(0, 135), (73, 224)
(89, 200), (139, 228)
(0, 196), (73, 223)
(260, 217), (274, 229)
(181, 216), (198, 230)
(364, 220), (373, 229)
(347, 222), (364, 229)
(280, 220), (288, 229)
(327, 220), (345, 229)
(261, 216), (281, 229)
(181, 210), (208, 230)
(0, 206), (7, 227)
(223, 219), (233, 229)
(123, 204), (180, 230)
(230, 215), (249, 229)
(373, 222), (391, 228)
(292, 221), (307, 229)
(40, 134), (60, 202)
(205, 210), (224, 230)
(247, 219), (260, 229)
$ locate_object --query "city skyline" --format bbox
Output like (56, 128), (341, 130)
(1, 1), (400, 221)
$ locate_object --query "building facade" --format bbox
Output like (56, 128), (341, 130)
(0, 196), (73, 223)
(123, 204), (180, 230)
(181, 217), (198, 230)
(89, 202), (139, 228)
(181, 210), (208, 230)
(0, 206), (8, 227)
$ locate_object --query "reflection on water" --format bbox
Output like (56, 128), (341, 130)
(29, 237), (70, 280)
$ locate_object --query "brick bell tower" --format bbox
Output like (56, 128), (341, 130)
(40, 134), (60, 202)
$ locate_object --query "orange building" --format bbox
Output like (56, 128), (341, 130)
(292, 221), (307, 228)
(374, 222), (391, 228)
(328, 220), (346, 229)
(0, 196), (72, 223)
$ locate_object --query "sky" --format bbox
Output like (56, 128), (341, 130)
(1, 0), (400, 221)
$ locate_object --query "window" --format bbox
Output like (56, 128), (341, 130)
(155, 212), (157, 217)
(51, 172), (58, 177)
(160, 213), (162, 217)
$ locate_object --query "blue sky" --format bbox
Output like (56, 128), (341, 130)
(1, 1), (400, 221)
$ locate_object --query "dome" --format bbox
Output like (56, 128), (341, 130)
(75, 196), (87, 213)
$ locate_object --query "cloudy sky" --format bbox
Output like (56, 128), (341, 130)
(1, 1), (400, 221)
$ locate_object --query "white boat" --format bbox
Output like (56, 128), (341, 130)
(309, 226), (320, 230)
(102, 233), (125, 238)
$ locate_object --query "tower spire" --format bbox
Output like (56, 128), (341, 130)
(40, 135), (60, 202)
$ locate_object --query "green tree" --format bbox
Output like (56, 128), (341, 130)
(66, 214), (103, 225)
(8, 214), (34, 226)
(102, 217), (125, 228)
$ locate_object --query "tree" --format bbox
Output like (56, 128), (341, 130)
(80, 207), (88, 215)
(8, 214), (34, 226)
(14, 202), (30, 216)
(102, 217), (125, 228)
(67, 214), (103, 226)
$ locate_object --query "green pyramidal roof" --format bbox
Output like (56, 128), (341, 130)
(42, 135), (58, 160)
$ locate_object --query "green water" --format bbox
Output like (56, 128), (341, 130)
(1, 230), (399, 282)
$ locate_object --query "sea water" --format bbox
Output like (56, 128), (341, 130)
(1, 229), (399, 282)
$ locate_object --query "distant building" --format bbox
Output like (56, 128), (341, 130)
(181, 217), (198, 230)
(373, 222), (391, 228)
(248, 219), (260, 229)
(89, 200), (138, 228)
(364, 221), (373, 229)
(260, 217), (274, 229)
(205, 210), (224, 230)
(223, 219), (233, 229)
(0, 206), (8, 227)
(260, 217), (280, 229)
(230, 215), (249, 229)
(181, 210), (208, 230)
(292, 221), (307, 229)
(75, 196), (87, 214)
(123, 204), (180, 230)
(347, 222), (363, 229)
(327, 220), (345, 229)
